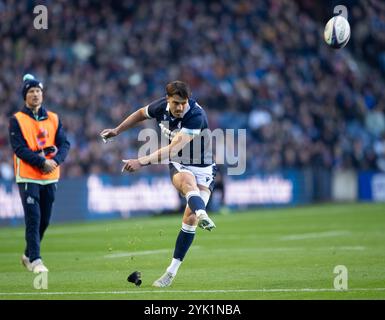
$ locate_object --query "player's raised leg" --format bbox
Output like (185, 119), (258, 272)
(173, 171), (215, 231)
(153, 172), (214, 287)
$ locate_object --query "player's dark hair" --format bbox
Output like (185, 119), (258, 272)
(166, 81), (191, 99)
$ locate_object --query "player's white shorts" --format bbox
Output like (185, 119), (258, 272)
(169, 161), (217, 192)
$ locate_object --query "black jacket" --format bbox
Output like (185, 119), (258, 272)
(9, 106), (70, 169)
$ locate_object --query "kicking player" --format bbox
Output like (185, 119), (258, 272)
(100, 81), (216, 287)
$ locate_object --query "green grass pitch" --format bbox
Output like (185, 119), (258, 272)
(0, 203), (384, 300)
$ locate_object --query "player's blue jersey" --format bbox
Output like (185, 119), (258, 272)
(144, 97), (213, 167)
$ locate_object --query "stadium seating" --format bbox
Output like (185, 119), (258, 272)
(0, 0), (384, 179)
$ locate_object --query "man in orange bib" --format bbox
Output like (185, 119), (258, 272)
(9, 74), (70, 273)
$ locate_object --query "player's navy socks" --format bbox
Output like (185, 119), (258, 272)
(173, 223), (196, 261)
(185, 190), (206, 214)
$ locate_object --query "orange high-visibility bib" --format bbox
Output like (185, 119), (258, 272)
(13, 111), (60, 182)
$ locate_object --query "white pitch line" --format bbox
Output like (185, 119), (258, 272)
(104, 247), (201, 259)
(1, 288), (385, 296)
(336, 246), (365, 251)
(280, 231), (351, 241)
(210, 246), (366, 253)
(104, 249), (171, 259)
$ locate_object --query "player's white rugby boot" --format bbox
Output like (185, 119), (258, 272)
(21, 254), (33, 271)
(31, 259), (49, 273)
(196, 210), (216, 231)
(152, 272), (175, 287)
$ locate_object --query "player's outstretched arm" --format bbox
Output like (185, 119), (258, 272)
(140, 131), (194, 165)
(100, 107), (148, 141)
(121, 132), (194, 172)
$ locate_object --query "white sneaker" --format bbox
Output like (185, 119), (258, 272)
(196, 211), (216, 231)
(152, 272), (175, 288)
(21, 254), (33, 271)
(31, 259), (49, 274)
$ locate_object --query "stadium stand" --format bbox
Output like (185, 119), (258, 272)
(0, 0), (384, 180)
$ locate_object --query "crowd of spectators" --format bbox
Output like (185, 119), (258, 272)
(0, 0), (384, 180)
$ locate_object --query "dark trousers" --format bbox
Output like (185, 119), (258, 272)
(18, 182), (56, 263)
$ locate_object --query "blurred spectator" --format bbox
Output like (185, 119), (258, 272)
(365, 106), (385, 138)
